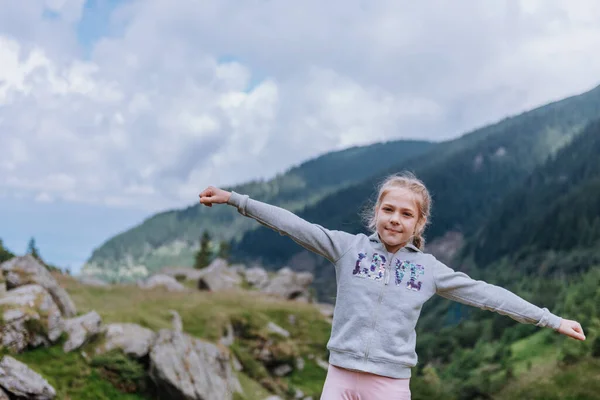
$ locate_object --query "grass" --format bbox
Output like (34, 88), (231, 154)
(287, 358), (328, 397)
(236, 371), (273, 400)
(3, 344), (147, 400)
(509, 329), (560, 374)
(494, 357), (600, 400)
(48, 273), (333, 398)
(57, 274), (330, 345)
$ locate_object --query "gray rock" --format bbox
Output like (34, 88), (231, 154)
(272, 364), (293, 377)
(266, 322), (290, 338)
(243, 267), (269, 289)
(197, 258), (242, 292)
(0, 386), (9, 400)
(264, 396), (284, 400)
(228, 264), (247, 274)
(169, 310), (183, 332)
(316, 358), (329, 370)
(0, 285), (63, 352)
(261, 267), (313, 301)
(295, 357), (305, 371)
(0, 356), (56, 399)
(63, 311), (102, 352)
(231, 355), (243, 372)
(288, 314), (297, 325)
(1, 255), (77, 317)
(95, 323), (156, 358)
(219, 323), (235, 347)
(294, 388), (305, 399)
(149, 329), (241, 400)
(138, 274), (185, 292)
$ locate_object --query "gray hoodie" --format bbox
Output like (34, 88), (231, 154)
(227, 192), (563, 378)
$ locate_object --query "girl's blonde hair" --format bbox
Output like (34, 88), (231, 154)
(363, 171), (432, 250)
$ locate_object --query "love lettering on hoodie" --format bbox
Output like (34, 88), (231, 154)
(352, 252), (425, 291)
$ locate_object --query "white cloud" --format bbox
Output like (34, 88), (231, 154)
(1, 0), (600, 212)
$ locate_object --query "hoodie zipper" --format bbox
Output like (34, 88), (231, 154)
(364, 252), (394, 362)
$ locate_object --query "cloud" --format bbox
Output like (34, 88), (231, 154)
(1, 0), (600, 212)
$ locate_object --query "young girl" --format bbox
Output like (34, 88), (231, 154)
(199, 172), (585, 400)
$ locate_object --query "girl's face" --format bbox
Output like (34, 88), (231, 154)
(375, 187), (424, 253)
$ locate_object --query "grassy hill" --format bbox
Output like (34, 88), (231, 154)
(1, 264), (597, 400)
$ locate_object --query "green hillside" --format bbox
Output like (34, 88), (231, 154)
(82, 140), (433, 280)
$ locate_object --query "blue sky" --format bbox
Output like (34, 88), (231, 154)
(77, 0), (125, 50)
(2, 0), (600, 274)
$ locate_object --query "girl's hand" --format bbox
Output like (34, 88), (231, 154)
(199, 186), (231, 207)
(557, 319), (586, 341)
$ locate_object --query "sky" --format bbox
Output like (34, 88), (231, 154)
(2, 0), (600, 273)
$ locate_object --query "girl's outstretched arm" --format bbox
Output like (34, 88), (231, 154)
(433, 260), (586, 341)
(199, 186), (356, 264)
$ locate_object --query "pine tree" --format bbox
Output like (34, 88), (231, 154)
(27, 237), (41, 261)
(194, 231), (212, 269)
(0, 238), (14, 263)
(218, 240), (230, 260)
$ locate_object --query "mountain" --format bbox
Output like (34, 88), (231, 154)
(468, 117), (600, 267)
(82, 140), (433, 280)
(230, 84), (600, 301)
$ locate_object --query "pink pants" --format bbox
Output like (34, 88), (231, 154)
(320, 364), (411, 400)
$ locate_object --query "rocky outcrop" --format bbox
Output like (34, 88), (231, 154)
(197, 258), (242, 292)
(138, 274), (185, 292)
(0, 285), (63, 352)
(1, 255), (77, 317)
(0, 356), (56, 399)
(62, 311), (102, 352)
(95, 323), (156, 359)
(0, 386), (9, 400)
(243, 267), (269, 289)
(149, 329), (242, 400)
(261, 267), (313, 301)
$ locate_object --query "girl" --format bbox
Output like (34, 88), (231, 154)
(199, 172), (585, 400)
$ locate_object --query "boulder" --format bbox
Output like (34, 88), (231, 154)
(1, 255), (77, 317)
(243, 267), (269, 289)
(0, 386), (8, 400)
(0, 356), (56, 399)
(63, 311), (102, 352)
(138, 274), (185, 292)
(149, 329), (242, 400)
(95, 323), (156, 359)
(0, 285), (63, 352)
(261, 268), (313, 301)
(197, 258), (242, 292)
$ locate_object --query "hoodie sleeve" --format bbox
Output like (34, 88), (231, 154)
(433, 260), (562, 330)
(227, 191), (356, 263)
